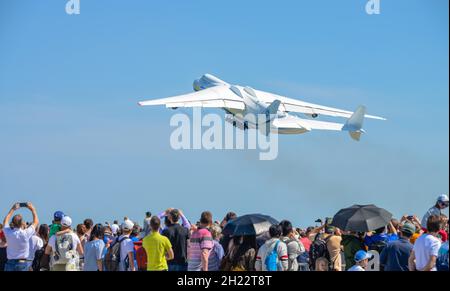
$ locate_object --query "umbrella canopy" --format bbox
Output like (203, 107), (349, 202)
(331, 204), (393, 232)
(222, 214), (279, 236)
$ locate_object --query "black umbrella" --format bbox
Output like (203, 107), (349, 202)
(222, 214), (279, 236)
(331, 204), (393, 232)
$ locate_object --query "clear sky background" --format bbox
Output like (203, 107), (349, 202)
(0, 0), (448, 227)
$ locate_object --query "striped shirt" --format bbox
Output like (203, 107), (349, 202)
(188, 227), (213, 271)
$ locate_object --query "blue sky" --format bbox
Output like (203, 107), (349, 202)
(0, 0), (448, 227)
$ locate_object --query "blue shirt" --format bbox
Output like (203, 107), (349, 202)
(379, 238), (413, 271)
(83, 239), (105, 271)
(364, 233), (398, 249)
(437, 241), (449, 271)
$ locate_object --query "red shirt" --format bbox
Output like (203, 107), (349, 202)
(300, 237), (312, 252)
(438, 230), (448, 242)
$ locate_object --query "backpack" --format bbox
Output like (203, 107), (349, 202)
(309, 233), (331, 270)
(32, 247), (45, 271)
(368, 239), (388, 254)
(104, 236), (128, 271)
(134, 241), (147, 271)
(53, 234), (76, 265)
(264, 240), (280, 271)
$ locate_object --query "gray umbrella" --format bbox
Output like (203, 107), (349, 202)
(330, 204), (393, 232)
(222, 213), (279, 236)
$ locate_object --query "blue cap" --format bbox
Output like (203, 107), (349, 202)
(54, 211), (65, 221)
(354, 250), (372, 262)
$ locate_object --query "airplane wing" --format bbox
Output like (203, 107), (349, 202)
(255, 89), (386, 120)
(138, 85), (245, 110)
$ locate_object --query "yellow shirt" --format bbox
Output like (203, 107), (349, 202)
(142, 231), (172, 271)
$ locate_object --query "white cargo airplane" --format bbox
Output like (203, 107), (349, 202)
(138, 74), (385, 141)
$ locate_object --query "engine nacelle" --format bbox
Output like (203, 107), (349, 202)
(193, 74), (228, 91)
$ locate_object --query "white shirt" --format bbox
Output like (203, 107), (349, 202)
(421, 206), (441, 227)
(118, 235), (134, 271)
(3, 226), (35, 259)
(348, 265), (365, 271)
(28, 235), (44, 261)
(48, 232), (81, 255)
(413, 233), (441, 271)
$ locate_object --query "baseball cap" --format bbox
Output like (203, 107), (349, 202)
(437, 194), (449, 203)
(61, 216), (72, 227)
(354, 250), (372, 262)
(121, 220), (134, 231)
(401, 222), (416, 235)
(54, 211), (64, 221)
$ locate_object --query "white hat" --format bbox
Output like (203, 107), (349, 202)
(438, 194), (449, 202)
(121, 220), (134, 231)
(111, 224), (119, 235)
(61, 216), (72, 227)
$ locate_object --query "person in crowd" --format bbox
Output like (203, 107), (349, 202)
(31, 224), (49, 271)
(222, 235), (257, 271)
(348, 250), (372, 271)
(400, 215), (423, 244)
(421, 194), (449, 228)
(45, 216), (83, 271)
(162, 209), (190, 271)
(130, 224), (141, 242)
(314, 257), (329, 271)
(143, 211), (152, 237)
(299, 227), (313, 252)
(83, 224), (105, 271)
(76, 224), (88, 249)
(380, 222), (415, 271)
(219, 211), (237, 254)
(387, 219), (400, 241)
(409, 215), (442, 271)
(83, 218), (94, 239)
(118, 220), (136, 271)
(2, 202), (39, 271)
(49, 211), (64, 237)
(323, 226), (342, 271)
(220, 212), (237, 229)
(0, 224), (7, 271)
(437, 221), (449, 271)
(207, 223), (224, 271)
(279, 220), (305, 271)
(158, 208), (191, 233)
(364, 225), (391, 253)
(111, 222), (120, 237)
(437, 215), (448, 242)
(143, 216), (174, 271)
(255, 224), (288, 271)
(341, 231), (365, 271)
(188, 211), (214, 271)
(28, 224), (44, 270)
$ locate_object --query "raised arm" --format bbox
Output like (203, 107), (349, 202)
(27, 203), (39, 230)
(3, 203), (19, 227)
(179, 210), (191, 229)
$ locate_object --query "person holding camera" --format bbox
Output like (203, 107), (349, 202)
(2, 202), (39, 271)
